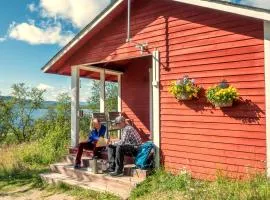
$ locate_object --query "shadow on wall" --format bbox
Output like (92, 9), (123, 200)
(175, 92), (265, 124)
(220, 97), (265, 124)
(175, 88), (213, 112)
(121, 112), (150, 142)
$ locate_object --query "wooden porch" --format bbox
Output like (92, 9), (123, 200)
(41, 53), (160, 199)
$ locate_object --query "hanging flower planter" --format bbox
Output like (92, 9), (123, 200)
(206, 80), (239, 108)
(214, 101), (233, 108)
(178, 93), (193, 101)
(168, 75), (200, 101)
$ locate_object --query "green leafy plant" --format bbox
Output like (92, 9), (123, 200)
(206, 80), (239, 107)
(168, 75), (200, 100)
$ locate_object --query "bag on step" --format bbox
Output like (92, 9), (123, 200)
(135, 141), (155, 169)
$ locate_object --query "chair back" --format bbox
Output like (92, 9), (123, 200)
(92, 112), (107, 124)
(108, 112), (121, 122)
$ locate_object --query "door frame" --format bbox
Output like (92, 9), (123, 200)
(151, 50), (160, 168)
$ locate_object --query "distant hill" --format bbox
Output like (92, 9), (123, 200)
(0, 96), (88, 108)
(0, 96), (12, 101)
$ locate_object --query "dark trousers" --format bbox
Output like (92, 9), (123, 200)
(75, 141), (100, 165)
(107, 144), (138, 172)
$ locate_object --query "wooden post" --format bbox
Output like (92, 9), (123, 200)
(117, 75), (122, 139)
(152, 50), (160, 168)
(149, 67), (153, 139)
(100, 70), (105, 113)
(118, 75), (122, 112)
(71, 66), (80, 147)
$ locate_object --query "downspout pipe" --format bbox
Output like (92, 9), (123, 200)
(126, 0), (131, 42)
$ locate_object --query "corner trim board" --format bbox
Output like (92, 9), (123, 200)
(264, 20), (270, 176)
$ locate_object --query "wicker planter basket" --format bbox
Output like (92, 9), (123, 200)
(177, 93), (192, 101)
(214, 101), (233, 108)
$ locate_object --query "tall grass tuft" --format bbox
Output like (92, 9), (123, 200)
(0, 124), (69, 186)
(130, 169), (270, 200)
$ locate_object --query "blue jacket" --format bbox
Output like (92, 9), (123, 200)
(88, 124), (106, 143)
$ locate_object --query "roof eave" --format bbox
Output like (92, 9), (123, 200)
(173, 0), (270, 21)
(41, 0), (125, 73)
(42, 0), (270, 74)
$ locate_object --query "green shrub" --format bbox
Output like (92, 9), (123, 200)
(22, 125), (69, 165)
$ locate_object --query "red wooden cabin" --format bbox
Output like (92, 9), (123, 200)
(42, 0), (270, 179)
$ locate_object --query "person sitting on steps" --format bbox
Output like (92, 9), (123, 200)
(74, 118), (106, 169)
(105, 116), (142, 176)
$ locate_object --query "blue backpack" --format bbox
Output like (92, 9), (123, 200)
(135, 141), (155, 169)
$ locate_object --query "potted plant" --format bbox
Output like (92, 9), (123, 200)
(168, 75), (200, 101)
(206, 80), (239, 108)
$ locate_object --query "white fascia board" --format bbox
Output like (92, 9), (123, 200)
(77, 65), (123, 76)
(42, 0), (124, 73)
(173, 0), (270, 21)
(264, 21), (270, 177)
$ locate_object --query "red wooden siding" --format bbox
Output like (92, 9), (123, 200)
(157, 1), (266, 179)
(61, 0), (266, 179)
(121, 57), (151, 138)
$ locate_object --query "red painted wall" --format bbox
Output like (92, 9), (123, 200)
(63, 0), (265, 179)
(121, 58), (151, 138)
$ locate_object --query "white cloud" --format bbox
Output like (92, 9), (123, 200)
(223, 0), (270, 9)
(0, 37), (6, 42)
(27, 3), (38, 12)
(244, 0), (270, 9)
(4, 0), (111, 46)
(37, 83), (69, 101)
(40, 0), (111, 28)
(37, 83), (54, 90)
(8, 21), (74, 46)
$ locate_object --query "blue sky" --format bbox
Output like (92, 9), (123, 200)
(0, 0), (110, 101)
(0, 0), (269, 101)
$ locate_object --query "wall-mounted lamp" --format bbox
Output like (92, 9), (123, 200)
(135, 42), (148, 55)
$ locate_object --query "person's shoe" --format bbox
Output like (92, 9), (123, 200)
(74, 164), (81, 169)
(110, 171), (123, 177)
(103, 168), (115, 174)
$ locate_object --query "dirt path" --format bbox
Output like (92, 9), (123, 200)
(0, 185), (74, 200)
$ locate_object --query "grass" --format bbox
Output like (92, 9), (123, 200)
(1, 141), (270, 200)
(0, 180), (119, 200)
(45, 183), (120, 200)
(0, 142), (120, 200)
(130, 169), (270, 200)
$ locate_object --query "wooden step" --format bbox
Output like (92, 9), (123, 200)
(50, 162), (143, 187)
(123, 164), (151, 179)
(68, 147), (134, 164)
(64, 155), (150, 179)
(64, 155), (105, 169)
(40, 172), (130, 199)
(69, 147), (94, 157)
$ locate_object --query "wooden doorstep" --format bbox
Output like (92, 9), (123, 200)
(40, 172), (130, 200)
(64, 155), (150, 179)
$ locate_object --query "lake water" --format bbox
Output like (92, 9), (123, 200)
(32, 109), (48, 119)
(32, 109), (92, 119)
